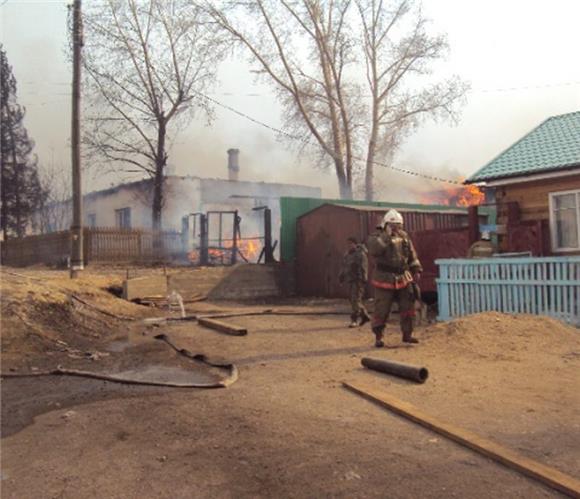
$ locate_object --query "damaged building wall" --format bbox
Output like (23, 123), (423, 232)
(82, 177), (199, 230)
(34, 149), (321, 235)
(36, 176), (321, 235)
(199, 178), (321, 246)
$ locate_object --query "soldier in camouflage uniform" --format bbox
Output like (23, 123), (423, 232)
(339, 237), (371, 328)
(367, 210), (423, 347)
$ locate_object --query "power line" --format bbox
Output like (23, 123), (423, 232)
(191, 90), (462, 185)
(208, 80), (580, 96)
(17, 81), (576, 185)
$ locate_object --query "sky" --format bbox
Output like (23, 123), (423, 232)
(1, 0), (579, 200)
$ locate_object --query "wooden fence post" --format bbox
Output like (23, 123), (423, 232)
(436, 260), (451, 321)
(468, 206), (479, 245)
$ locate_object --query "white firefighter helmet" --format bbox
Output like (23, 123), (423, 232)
(381, 209), (404, 227)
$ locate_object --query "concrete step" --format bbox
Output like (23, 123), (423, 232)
(123, 264), (294, 302)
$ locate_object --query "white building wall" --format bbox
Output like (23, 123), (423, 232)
(81, 177), (202, 231)
(35, 176), (321, 234)
(84, 185), (151, 229)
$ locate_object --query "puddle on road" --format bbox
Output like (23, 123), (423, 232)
(1, 376), (164, 438)
(1, 363), (222, 438)
(3, 333), (235, 437)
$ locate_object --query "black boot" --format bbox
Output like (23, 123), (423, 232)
(402, 328), (419, 344)
(359, 311), (371, 327)
(372, 326), (384, 348)
(402, 317), (418, 344)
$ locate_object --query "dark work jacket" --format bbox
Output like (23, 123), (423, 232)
(367, 229), (422, 289)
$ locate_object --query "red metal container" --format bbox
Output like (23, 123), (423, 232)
(296, 203), (481, 297)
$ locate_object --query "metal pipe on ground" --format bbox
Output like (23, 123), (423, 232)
(361, 357), (429, 383)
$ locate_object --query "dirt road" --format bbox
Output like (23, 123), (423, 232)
(3, 305), (580, 498)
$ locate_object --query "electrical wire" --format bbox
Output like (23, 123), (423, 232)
(191, 89), (462, 185)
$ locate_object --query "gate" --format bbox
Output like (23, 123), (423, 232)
(182, 208), (275, 266)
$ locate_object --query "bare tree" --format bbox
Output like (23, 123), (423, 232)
(208, 0), (359, 199)
(33, 161), (72, 234)
(358, 0), (466, 200)
(37, 164), (72, 234)
(208, 0), (466, 200)
(83, 0), (228, 229)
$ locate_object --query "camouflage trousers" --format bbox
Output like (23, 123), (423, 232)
(348, 281), (369, 321)
(371, 284), (415, 338)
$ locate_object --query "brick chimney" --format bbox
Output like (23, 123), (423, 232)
(227, 148), (240, 181)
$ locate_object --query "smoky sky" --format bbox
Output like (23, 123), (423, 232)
(1, 0), (579, 201)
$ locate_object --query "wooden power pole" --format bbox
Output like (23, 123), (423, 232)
(70, 0), (83, 278)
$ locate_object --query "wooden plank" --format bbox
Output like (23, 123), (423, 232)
(197, 317), (248, 336)
(343, 381), (580, 498)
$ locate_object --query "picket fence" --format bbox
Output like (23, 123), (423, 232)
(436, 256), (580, 326)
(0, 228), (184, 267)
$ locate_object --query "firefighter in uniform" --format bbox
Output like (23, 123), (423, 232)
(339, 236), (371, 328)
(367, 209), (423, 347)
(467, 231), (496, 258)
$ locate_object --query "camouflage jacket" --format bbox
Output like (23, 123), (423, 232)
(367, 229), (422, 289)
(339, 244), (368, 283)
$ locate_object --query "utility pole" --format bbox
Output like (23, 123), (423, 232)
(70, 0), (83, 278)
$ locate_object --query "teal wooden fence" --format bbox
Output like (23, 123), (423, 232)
(436, 257), (580, 326)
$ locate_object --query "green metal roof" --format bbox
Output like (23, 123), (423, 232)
(467, 111), (580, 183)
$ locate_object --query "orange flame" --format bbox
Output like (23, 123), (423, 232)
(237, 238), (261, 260)
(187, 237), (263, 264)
(418, 180), (484, 207)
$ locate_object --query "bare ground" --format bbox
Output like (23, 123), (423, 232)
(1, 267), (579, 499)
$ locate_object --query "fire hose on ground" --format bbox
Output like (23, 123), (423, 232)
(0, 334), (238, 389)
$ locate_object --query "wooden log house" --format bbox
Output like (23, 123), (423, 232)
(466, 111), (580, 256)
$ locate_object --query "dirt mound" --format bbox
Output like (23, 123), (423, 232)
(0, 269), (151, 362)
(423, 312), (580, 359)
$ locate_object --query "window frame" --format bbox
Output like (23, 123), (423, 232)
(548, 189), (580, 252)
(87, 213), (97, 228)
(115, 207), (131, 229)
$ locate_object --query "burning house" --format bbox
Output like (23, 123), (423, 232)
(37, 149), (321, 262)
(417, 182), (485, 207)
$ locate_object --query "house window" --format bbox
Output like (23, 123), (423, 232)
(549, 190), (580, 251)
(87, 213), (96, 228)
(115, 208), (131, 229)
